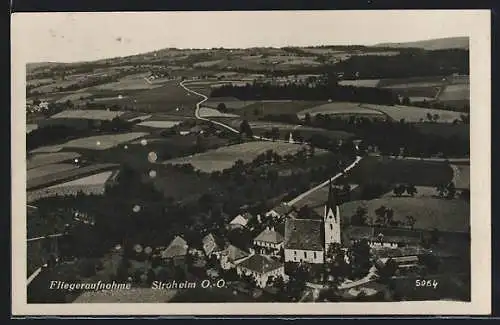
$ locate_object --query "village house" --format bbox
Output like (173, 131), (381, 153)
(161, 236), (189, 267)
(228, 212), (254, 230)
(253, 226), (284, 256)
(347, 226), (423, 249)
(219, 244), (251, 270)
(236, 254), (285, 288)
(265, 202), (293, 220)
(201, 233), (225, 258)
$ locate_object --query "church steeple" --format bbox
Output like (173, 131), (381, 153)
(324, 179), (341, 246)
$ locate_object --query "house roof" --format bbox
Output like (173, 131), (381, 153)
(284, 218), (324, 251)
(202, 233), (224, 256)
(237, 254), (283, 274)
(221, 244), (250, 262)
(229, 212), (253, 226)
(254, 228), (284, 244)
(270, 203), (293, 216)
(162, 236), (188, 258)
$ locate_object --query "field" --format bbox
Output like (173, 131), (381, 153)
(27, 124), (39, 134)
(359, 104), (464, 123)
(163, 141), (322, 173)
(203, 99), (257, 110)
(93, 73), (164, 91)
(28, 163), (79, 180)
(344, 156), (454, 187)
(240, 101), (324, 119)
(198, 107), (239, 118)
(136, 120), (183, 129)
(55, 92), (93, 103)
(438, 84), (469, 101)
(338, 80), (381, 87)
(29, 132), (149, 154)
(49, 109), (125, 121)
(339, 197), (469, 233)
(27, 163), (119, 191)
(451, 164), (470, 189)
(297, 102), (385, 119)
(114, 82), (200, 114)
(27, 170), (117, 203)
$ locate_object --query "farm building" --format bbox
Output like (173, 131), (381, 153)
(265, 203), (293, 219)
(219, 245), (251, 270)
(201, 233), (225, 257)
(253, 226), (284, 256)
(228, 212), (254, 230)
(161, 236), (189, 267)
(235, 254), (285, 288)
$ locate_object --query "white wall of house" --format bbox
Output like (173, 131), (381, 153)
(284, 248), (324, 264)
(254, 240), (283, 250)
(220, 255), (249, 270)
(236, 265), (285, 288)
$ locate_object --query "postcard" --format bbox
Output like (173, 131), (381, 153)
(11, 10), (491, 316)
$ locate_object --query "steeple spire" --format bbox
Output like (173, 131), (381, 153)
(325, 179), (338, 221)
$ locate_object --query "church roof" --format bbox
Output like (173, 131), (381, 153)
(254, 227), (284, 244)
(284, 218), (324, 251)
(237, 254), (283, 274)
(270, 203), (293, 216)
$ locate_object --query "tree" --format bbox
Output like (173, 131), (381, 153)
(405, 215), (416, 230)
(374, 206), (387, 225)
(426, 113), (433, 122)
(304, 113), (312, 125)
(385, 208), (395, 226)
(270, 127), (280, 141)
(459, 189), (470, 201)
(239, 120), (253, 138)
(378, 258), (398, 280)
(436, 184), (447, 198)
(405, 184), (417, 197)
(432, 113), (440, 123)
(351, 206), (368, 226)
(393, 185), (405, 197)
(351, 239), (372, 279)
(446, 182), (456, 199)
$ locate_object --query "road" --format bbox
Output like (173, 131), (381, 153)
(181, 79), (364, 207)
(180, 80), (298, 142)
(287, 155), (363, 206)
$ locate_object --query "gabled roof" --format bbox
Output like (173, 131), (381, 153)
(270, 203), (293, 216)
(237, 254), (283, 274)
(254, 228), (284, 244)
(229, 212), (253, 226)
(221, 244), (250, 262)
(284, 218), (324, 251)
(202, 233), (224, 256)
(162, 236), (188, 258)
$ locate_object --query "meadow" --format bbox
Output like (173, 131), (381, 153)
(93, 73), (164, 91)
(359, 104), (464, 123)
(49, 109), (126, 121)
(136, 120), (183, 129)
(198, 107), (239, 118)
(297, 102), (385, 119)
(28, 163), (80, 180)
(344, 156), (454, 187)
(451, 164), (470, 189)
(338, 80), (381, 87)
(339, 197), (469, 233)
(27, 150), (80, 170)
(163, 141), (319, 173)
(438, 84), (469, 101)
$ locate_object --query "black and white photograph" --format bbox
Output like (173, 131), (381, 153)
(11, 10), (490, 315)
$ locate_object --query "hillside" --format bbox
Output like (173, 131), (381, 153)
(375, 37), (469, 51)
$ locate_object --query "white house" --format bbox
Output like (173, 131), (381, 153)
(228, 212), (254, 230)
(161, 236), (189, 266)
(253, 226), (284, 256)
(236, 254), (285, 288)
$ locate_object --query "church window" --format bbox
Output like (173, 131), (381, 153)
(330, 224), (333, 230)
(294, 251), (297, 255)
(304, 252), (307, 258)
(314, 252), (317, 259)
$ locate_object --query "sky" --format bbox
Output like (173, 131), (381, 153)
(11, 10), (483, 63)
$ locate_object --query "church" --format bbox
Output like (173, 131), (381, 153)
(284, 180), (341, 264)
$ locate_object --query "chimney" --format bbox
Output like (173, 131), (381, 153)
(271, 227), (275, 232)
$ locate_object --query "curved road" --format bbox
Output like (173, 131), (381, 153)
(180, 79), (364, 206)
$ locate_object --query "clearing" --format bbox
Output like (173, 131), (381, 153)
(451, 164), (470, 189)
(297, 102), (384, 119)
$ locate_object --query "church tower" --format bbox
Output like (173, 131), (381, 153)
(324, 180), (341, 247)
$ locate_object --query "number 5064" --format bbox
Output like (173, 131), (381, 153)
(415, 279), (438, 289)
